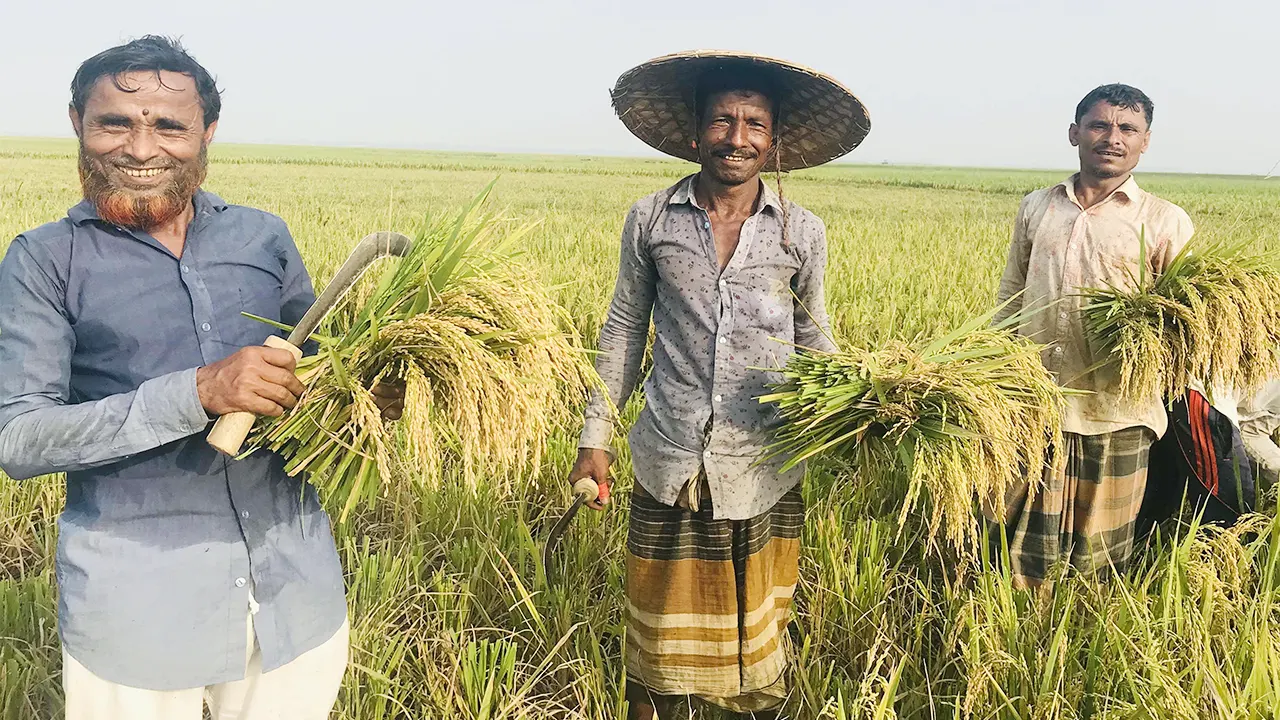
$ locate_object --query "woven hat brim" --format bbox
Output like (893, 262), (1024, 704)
(610, 50), (871, 172)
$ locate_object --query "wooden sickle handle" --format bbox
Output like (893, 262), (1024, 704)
(572, 477), (601, 502)
(206, 336), (303, 457)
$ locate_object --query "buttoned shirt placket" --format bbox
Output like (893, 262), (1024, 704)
(689, 193), (764, 503)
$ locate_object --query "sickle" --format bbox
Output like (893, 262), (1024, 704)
(542, 477), (604, 581)
(206, 231), (414, 457)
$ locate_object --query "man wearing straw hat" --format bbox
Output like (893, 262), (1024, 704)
(992, 84), (1195, 588)
(567, 51), (869, 718)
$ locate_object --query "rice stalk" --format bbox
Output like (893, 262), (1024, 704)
(1080, 232), (1280, 401)
(760, 308), (1069, 554)
(245, 183), (599, 520)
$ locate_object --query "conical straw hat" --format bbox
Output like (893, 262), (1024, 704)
(610, 50), (871, 171)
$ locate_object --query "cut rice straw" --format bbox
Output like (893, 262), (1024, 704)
(245, 182), (600, 521)
(759, 306), (1070, 554)
(1080, 228), (1280, 402)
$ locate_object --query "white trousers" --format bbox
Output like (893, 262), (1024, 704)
(63, 590), (348, 720)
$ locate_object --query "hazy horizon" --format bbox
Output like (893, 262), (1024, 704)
(4, 0), (1277, 176)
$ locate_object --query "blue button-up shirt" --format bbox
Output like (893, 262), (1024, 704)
(0, 190), (347, 690)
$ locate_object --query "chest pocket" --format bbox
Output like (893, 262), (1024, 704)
(1086, 225), (1148, 290)
(213, 248), (285, 349)
(736, 240), (801, 332)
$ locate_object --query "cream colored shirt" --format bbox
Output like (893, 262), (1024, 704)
(995, 174), (1195, 437)
(1239, 379), (1280, 438)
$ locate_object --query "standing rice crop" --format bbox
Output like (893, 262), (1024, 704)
(1080, 231), (1280, 401)
(245, 184), (599, 520)
(760, 310), (1069, 553)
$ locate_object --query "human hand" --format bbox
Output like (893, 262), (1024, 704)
(568, 448), (612, 511)
(371, 380), (405, 421)
(197, 346), (306, 417)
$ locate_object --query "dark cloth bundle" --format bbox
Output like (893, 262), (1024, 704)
(1137, 388), (1256, 537)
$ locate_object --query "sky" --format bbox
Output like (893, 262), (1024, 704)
(2, 0), (1276, 175)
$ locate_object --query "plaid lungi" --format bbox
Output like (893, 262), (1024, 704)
(625, 482), (803, 713)
(996, 426), (1155, 587)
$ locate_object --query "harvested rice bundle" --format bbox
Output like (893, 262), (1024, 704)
(760, 311), (1068, 552)
(246, 186), (598, 520)
(1080, 233), (1280, 402)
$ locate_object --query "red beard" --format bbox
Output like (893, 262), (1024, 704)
(79, 144), (208, 230)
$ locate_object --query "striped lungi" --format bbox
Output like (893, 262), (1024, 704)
(996, 426), (1155, 588)
(625, 482), (803, 713)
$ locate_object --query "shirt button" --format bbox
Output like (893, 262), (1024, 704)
(703, 221), (710, 229)
(714, 394), (723, 403)
(1059, 312), (1068, 319)
(181, 264), (190, 274)
(1054, 347), (1064, 354)
(241, 510), (250, 519)
(201, 322), (211, 332)
(704, 450), (713, 458)
(718, 337), (727, 345)
(235, 577), (246, 588)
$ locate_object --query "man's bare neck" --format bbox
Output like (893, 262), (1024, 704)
(694, 171), (760, 218)
(1074, 171), (1129, 210)
(144, 200), (197, 257)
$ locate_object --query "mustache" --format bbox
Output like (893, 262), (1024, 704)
(711, 146), (760, 159)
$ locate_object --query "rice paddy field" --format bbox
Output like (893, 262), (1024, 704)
(3, 135), (1280, 718)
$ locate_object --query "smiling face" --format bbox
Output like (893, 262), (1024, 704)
(1069, 101), (1150, 181)
(70, 70), (216, 230)
(694, 89), (776, 186)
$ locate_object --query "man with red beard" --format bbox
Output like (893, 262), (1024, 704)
(0, 36), (399, 718)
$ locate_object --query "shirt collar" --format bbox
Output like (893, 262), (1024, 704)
(1059, 173), (1144, 209)
(668, 173), (784, 216)
(67, 188), (229, 226)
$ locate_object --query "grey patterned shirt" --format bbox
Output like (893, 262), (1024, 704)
(579, 174), (837, 520)
(0, 191), (347, 690)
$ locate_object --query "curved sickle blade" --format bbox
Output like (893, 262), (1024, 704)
(287, 231), (414, 347)
(542, 479), (602, 582)
(542, 496), (586, 581)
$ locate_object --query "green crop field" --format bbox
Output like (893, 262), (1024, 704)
(3, 136), (1280, 718)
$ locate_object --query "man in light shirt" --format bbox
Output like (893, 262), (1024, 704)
(992, 84), (1195, 587)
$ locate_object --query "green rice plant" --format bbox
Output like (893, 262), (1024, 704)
(246, 184), (599, 521)
(1081, 231), (1280, 401)
(457, 638), (519, 720)
(0, 476), (59, 580)
(0, 573), (61, 720)
(11, 142), (1280, 719)
(760, 308), (1069, 554)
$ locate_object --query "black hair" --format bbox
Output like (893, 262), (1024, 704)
(693, 65), (782, 129)
(71, 35), (221, 127)
(1075, 83), (1153, 127)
